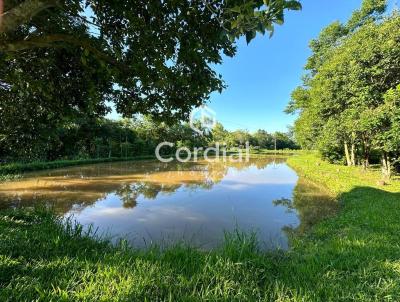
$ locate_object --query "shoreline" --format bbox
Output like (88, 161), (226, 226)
(1, 152), (399, 300)
(0, 149), (303, 177)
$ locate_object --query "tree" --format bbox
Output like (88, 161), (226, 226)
(0, 45), (112, 160)
(231, 130), (251, 147)
(0, 0), (301, 160)
(274, 131), (298, 150)
(1, 0), (301, 122)
(288, 0), (400, 176)
(372, 86), (400, 178)
(211, 122), (229, 146)
(253, 130), (274, 149)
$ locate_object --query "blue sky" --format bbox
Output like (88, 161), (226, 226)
(208, 0), (371, 133)
(108, 0), (396, 133)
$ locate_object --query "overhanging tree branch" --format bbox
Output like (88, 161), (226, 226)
(0, 34), (130, 73)
(0, 0), (59, 33)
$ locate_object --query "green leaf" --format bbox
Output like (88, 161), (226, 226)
(230, 6), (241, 14)
(285, 1), (302, 11)
(245, 31), (257, 44)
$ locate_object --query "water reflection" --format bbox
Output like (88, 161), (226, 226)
(0, 157), (338, 250)
(273, 179), (338, 234)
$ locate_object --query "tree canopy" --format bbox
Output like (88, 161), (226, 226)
(288, 0), (400, 177)
(0, 0), (301, 160)
(1, 0), (301, 120)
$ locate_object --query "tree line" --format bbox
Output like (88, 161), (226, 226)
(0, 115), (297, 162)
(287, 0), (400, 178)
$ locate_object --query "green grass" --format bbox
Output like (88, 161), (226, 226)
(0, 209), (280, 301)
(0, 174), (23, 182)
(1, 153), (400, 301)
(250, 149), (303, 154)
(0, 155), (160, 176)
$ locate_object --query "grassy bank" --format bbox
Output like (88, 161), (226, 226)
(0, 155), (159, 176)
(1, 153), (400, 301)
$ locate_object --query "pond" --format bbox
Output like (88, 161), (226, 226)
(0, 157), (338, 250)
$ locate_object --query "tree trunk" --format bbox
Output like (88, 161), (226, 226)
(344, 141), (351, 166)
(362, 138), (370, 170)
(350, 143), (356, 166)
(381, 152), (392, 180)
(363, 154), (370, 170)
(349, 132), (357, 166)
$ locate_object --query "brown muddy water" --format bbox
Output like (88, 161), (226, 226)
(0, 157), (337, 250)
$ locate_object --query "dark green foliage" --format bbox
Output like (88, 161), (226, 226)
(1, 0), (301, 123)
(1, 1), (301, 163)
(288, 0), (400, 176)
(0, 47), (112, 161)
(0, 114), (298, 164)
(210, 123), (299, 150)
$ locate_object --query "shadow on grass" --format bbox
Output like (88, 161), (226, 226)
(0, 186), (400, 301)
(274, 186), (400, 301)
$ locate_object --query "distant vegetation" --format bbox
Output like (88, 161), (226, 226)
(0, 116), (298, 164)
(288, 0), (400, 178)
